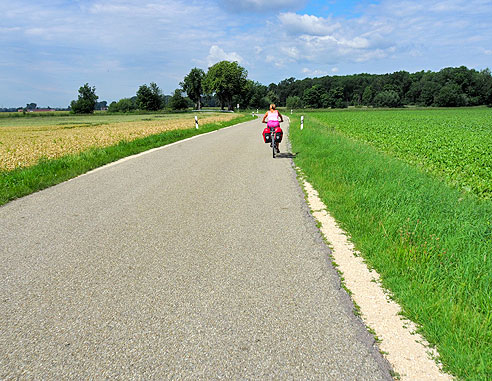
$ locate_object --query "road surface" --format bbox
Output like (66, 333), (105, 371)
(0, 118), (392, 379)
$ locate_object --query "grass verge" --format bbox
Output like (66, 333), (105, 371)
(289, 114), (492, 380)
(0, 114), (252, 206)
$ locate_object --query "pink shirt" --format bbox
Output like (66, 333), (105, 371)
(267, 110), (279, 121)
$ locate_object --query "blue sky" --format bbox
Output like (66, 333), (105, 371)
(1, 0), (491, 108)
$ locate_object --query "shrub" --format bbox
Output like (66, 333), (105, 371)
(286, 96), (302, 109)
(108, 98), (137, 113)
(169, 89), (188, 110)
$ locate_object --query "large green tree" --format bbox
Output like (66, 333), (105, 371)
(136, 82), (163, 111)
(203, 61), (248, 110)
(70, 83), (98, 114)
(181, 68), (205, 110)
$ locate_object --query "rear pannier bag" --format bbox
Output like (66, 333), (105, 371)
(263, 128), (272, 143)
(274, 127), (283, 142)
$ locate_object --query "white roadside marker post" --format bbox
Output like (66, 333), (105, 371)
(252, 112), (254, 118)
(291, 109), (293, 114)
(195, 115), (199, 129)
(301, 115), (304, 130)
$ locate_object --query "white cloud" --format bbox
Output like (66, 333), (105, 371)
(278, 13), (341, 36)
(207, 45), (244, 66)
(280, 46), (300, 60)
(267, 0), (492, 76)
(218, 0), (306, 13)
(89, 3), (135, 14)
(274, 12), (395, 65)
(302, 68), (328, 77)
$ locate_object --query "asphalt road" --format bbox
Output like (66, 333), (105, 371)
(0, 118), (392, 379)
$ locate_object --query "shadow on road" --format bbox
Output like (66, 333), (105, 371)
(276, 152), (298, 159)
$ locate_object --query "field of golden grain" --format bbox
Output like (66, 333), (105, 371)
(0, 113), (238, 171)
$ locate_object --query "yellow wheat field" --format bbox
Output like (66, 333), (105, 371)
(0, 114), (239, 171)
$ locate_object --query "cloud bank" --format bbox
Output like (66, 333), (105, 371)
(1, 0), (491, 107)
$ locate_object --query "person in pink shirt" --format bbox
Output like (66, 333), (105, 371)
(262, 104), (284, 153)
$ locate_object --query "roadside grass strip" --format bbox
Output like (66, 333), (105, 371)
(289, 113), (492, 380)
(0, 115), (252, 206)
(301, 176), (451, 380)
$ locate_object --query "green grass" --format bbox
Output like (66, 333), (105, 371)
(289, 109), (492, 380)
(0, 114), (252, 206)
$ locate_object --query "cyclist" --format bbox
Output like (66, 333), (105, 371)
(262, 104), (284, 153)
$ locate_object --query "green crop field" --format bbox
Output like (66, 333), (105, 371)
(289, 108), (492, 380)
(308, 108), (492, 199)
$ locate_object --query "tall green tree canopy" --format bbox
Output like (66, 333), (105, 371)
(324, 86), (347, 108)
(362, 86), (373, 105)
(70, 83), (98, 114)
(136, 82), (163, 111)
(373, 90), (401, 107)
(303, 85), (324, 108)
(434, 82), (467, 107)
(203, 61), (248, 110)
(181, 68), (205, 110)
(245, 81), (268, 109)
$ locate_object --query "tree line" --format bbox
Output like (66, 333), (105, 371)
(67, 64), (492, 114)
(274, 66), (492, 109)
(106, 61), (250, 113)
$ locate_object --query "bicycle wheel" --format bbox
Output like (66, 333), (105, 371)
(272, 134), (276, 158)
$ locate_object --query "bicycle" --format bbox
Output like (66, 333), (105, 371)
(269, 125), (279, 158)
(263, 124), (282, 158)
